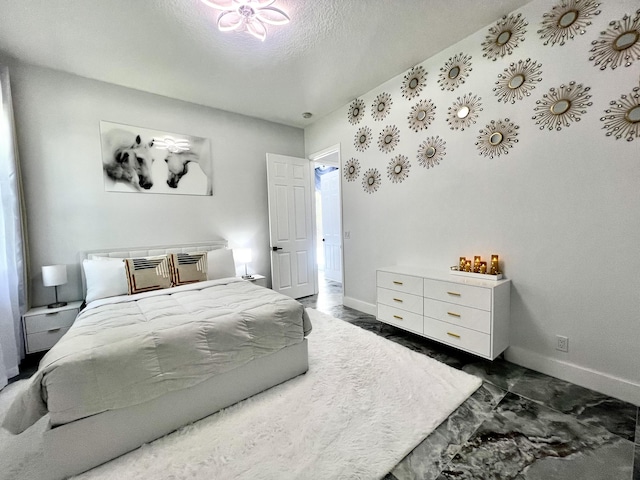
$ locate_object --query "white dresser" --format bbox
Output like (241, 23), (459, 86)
(377, 266), (510, 360)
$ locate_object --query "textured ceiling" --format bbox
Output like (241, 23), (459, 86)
(0, 0), (533, 128)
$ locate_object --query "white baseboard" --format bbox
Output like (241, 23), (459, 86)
(343, 296), (376, 316)
(505, 346), (640, 407)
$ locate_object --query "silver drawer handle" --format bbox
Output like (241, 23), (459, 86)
(393, 315), (403, 320)
(446, 291), (461, 296)
(447, 312), (461, 318)
(393, 298), (403, 303)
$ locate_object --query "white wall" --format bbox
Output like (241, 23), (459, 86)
(305, 0), (640, 404)
(5, 61), (304, 306)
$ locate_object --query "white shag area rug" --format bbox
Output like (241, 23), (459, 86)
(0, 308), (481, 480)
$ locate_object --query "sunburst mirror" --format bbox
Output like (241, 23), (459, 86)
(438, 53), (473, 91)
(347, 99), (365, 125)
(494, 58), (543, 104)
(377, 125), (400, 153)
(532, 82), (593, 130)
(447, 93), (483, 131)
(401, 66), (427, 100)
(482, 13), (528, 61)
(362, 168), (381, 194)
(601, 84), (640, 141)
(371, 92), (393, 121)
(343, 158), (361, 181)
(354, 126), (372, 152)
(538, 0), (601, 46)
(475, 118), (520, 158)
(417, 136), (447, 169)
(589, 11), (640, 70)
(387, 155), (411, 184)
(408, 99), (436, 132)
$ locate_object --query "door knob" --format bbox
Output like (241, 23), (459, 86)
(272, 246), (283, 251)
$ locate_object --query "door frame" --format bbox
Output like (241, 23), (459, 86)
(308, 144), (343, 293)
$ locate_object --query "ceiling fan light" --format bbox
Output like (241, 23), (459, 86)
(255, 7), (290, 26)
(246, 20), (267, 41)
(200, 0), (235, 12)
(217, 11), (245, 32)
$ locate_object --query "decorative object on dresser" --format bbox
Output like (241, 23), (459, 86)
(41, 265), (68, 308)
(22, 301), (82, 354)
(451, 254), (502, 280)
(376, 266), (510, 360)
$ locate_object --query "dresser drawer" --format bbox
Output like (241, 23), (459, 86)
(423, 317), (490, 357)
(423, 278), (491, 311)
(26, 327), (71, 353)
(423, 298), (491, 334)
(377, 271), (423, 296)
(377, 303), (423, 334)
(377, 287), (423, 315)
(24, 309), (77, 334)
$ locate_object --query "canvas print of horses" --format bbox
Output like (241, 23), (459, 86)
(100, 121), (213, 196)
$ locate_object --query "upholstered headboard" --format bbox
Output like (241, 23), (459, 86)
(79, 240), (228, 296)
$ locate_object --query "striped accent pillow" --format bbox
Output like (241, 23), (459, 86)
(169, 252), (208, 286)
(124, 255), (172, 295)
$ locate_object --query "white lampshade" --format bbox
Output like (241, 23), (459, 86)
(42, 265), (67, 287)
(235, 248), (252, 264)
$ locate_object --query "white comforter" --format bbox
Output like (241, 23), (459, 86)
(3, 278), (311, 434)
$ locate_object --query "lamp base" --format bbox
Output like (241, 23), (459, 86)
(47, 301), (67, 309)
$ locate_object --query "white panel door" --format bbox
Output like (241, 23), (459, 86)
(320, 169), (342, 283)
(266, 153), (315, 298)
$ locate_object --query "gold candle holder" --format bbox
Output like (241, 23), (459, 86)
(490, 254), (499, 275)
(479, 261), (487, 274)
(459, 257), (466, 271)
(473, 256), (482, 273)
(464, 260), (472, 272)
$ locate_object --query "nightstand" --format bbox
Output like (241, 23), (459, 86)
(22, 301), (82, 354)
(245, 274), (267, 288)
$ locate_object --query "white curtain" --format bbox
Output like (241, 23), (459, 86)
(0, 65), (27, 390)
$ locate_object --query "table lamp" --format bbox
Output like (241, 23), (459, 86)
(235, 248), (253, 279)
(42, 264), (67, 308)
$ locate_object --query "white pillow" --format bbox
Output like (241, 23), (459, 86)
(83, 257), (128, 303)
(207, 248), (236, 280)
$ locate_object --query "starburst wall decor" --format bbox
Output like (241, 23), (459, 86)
(362, 168), (381, 194)
(438, 53), (473, 91)
(387, 155), (411, 184)
(371, 92), (393, 121)
(347, 99), (365, 125)
(532, 82), (592, 131)
(481, 13), (528, 61)
(494, 58), (543, 104)
(417, 136), (447, 169)
(475, 119), (520, 158)
(601, 84), (640, 141)
(589, 10), (640, 70)
(343, 158), (361, 181)
(401, 66), (427, 100)
(538, 0), (601, 46)
(408, 99), (436, 132)
(377, 125), (400, 153)
(354, 126), (372, 152)
(447, 93), (483, 131)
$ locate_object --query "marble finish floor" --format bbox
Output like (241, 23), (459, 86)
(299, 277), (639, 480)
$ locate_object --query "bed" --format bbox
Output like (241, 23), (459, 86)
(2, 241), (311, 479)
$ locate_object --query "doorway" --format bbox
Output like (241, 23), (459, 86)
(310, 146), (343, 292)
